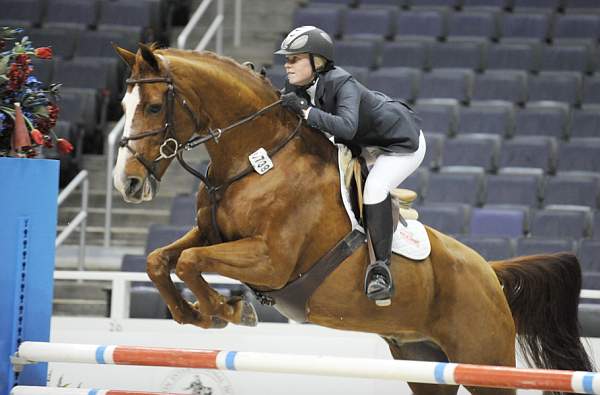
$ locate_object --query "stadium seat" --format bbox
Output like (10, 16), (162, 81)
(462, 0), (511, 10)
(543, 173), (600, 209)
(446, 10), (499, 42)
(414, 98), (459, 136)
(129, 286), (168, 319)
(582, 75), (600, 107)
(419, 69), (475, 103)
(343, 8), (395, 40)
(499, 11), (552, 43)
(552, 13), (600, 44)
(484, 42), (540, 72)
(512, 0), (562, 11)
(292, 7), (344, 38)
(527, 71), (582, 106)
(563, 0), (600, 14)
(359, 0), (403, 6)
(43, 0), (99, 30)
(401, 168), (428, 200)
(266, 68), (287, 90)
(334, 40), (379, 69)
(515, 237), (577, 256)
(423, 172), (485, 206)
(169, 194), (196, 227)
(428, 41), (485, 71)
(455, 235), (515, 260)
(570, 107), (600, 139)
(121, 254), (150, 287)
(57, 88), (99, 137)
(30, 57), (54, 85)
(456, 101), (514, 137)
(498, 136), (557, 174)
(366, 68), (420, 102)
(97, 0), (157, 42)
(380, 40), (428, 70)
(593, 214), (600, 240)
(145, 224), (190, 256)
(28, 28), (78, 60)
(472, 70), (528, 104)
(514, 102), (570, 140)
(309, 0), (355, 5)
(0, 0), (44, 27)
(557, 138), (600, 175)
(422, 133), (445, 170)
(395, 9), (445, 41)
(578, 239), (600, 272)
(469, 207), (526, 237)
(539, 44), (593, 73)
(529, 208), (592, 239)
(484, 172), (542, 208)
(407, 0), (461, 8)
(340, 66), (369, 83)
(441, 134), (501, 172)
(416, 204), (470, 235)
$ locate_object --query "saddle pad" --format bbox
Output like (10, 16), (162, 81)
(337, 144), (431, 261)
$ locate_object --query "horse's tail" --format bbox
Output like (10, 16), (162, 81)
(490, 252), (594, 373)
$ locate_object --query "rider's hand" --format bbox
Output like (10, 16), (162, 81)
(281, 92), (310, 116)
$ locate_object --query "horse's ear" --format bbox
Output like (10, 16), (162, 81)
(112, 44), (136, 68)
(139, 43), (159, 72)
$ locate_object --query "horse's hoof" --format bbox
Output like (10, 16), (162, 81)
(239, 301), (258, 327)
(211, 316), (229, 329)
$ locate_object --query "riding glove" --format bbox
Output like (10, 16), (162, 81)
(281, 92), (310, 116)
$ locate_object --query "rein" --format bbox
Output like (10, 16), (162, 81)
(122, 55), (303, 242)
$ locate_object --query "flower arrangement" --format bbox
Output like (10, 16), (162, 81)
(0, 27), (72, 158)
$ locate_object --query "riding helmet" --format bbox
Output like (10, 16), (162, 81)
(274, 26), (334, 62)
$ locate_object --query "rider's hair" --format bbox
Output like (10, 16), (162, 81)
(314, 56), (327, 71)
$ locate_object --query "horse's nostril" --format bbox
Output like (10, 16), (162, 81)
(126, 177), (144, 196)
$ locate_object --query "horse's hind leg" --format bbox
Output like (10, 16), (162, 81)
(384, 338), (459, 395)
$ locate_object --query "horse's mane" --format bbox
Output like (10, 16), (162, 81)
(156, 47), (280, 97)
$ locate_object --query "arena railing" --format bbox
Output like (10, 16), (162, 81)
(56, 169), (89, 270)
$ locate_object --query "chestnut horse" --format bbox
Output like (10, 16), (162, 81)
(112, 44), (592, 395)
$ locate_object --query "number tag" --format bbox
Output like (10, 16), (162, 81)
(249, 148), (274, 175)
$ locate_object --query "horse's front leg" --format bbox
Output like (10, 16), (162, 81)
(176, 236), (285, 328)
(146, 227), (226, 328)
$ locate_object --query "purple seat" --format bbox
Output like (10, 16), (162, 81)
(366, 68), (420, 101)
(441, 134), (501, 172)
(514, 102), (570, 140)
(516, 237), (577, 256)
(343, 8), (395, 40)
(414, 99), (459, 135)
(472, 70), (528, 104)
(529, 208), (592, 239)
(544, 174), (600, 209)
(499, 136), (557, 174)
(334, 40), (379, 68)
(395, 9), (445, 41)
(485, 172), (543, 208)
(456, 235), (515, 260)
(457, 101), (514, 137)
(557, 138), (600, 175)
(500, 11), (551, 43)
(424, 172), (485, 206)
(469, 207), (526, 237)
(292, 7), (344, 38)
(419, 69), (475, 103)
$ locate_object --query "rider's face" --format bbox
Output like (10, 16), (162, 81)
(284, 53), (313, 86)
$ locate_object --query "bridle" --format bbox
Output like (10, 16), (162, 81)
(121, 54), (302, 242)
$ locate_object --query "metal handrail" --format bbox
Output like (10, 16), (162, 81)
(177, 0), (225, 52)
(56, 170), (89, 270)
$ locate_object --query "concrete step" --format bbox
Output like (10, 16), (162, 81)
(61, 189), (182, 211)
(58, 206), (170, 228)
(53, 280), (109, 317)
(57, 225), (149, 247)
(55, 245), (144, 271)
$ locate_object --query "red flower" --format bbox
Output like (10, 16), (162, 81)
(47, 104), (59, 128)
(56, 138), (73, 154)
(34, 47), (52, 59)
(30, 129), (44, 145)
(42, 135), (53, 148)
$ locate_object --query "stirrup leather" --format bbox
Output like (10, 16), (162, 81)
(364, 260), (394, 302)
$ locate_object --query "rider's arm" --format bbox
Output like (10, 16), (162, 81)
(305, 78), (360, 140)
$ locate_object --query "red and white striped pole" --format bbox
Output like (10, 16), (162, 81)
(13, 342), (600, 394)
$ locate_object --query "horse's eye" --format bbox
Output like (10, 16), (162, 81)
(147, 103), (162, 114)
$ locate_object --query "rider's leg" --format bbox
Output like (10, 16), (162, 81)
(363, 131), (426, 304)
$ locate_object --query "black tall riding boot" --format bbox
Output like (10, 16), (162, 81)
(363, 194), (394, 305)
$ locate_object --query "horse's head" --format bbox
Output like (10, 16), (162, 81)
(112, 44), (207, 203)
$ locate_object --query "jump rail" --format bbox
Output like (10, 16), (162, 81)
(12, 342), (600, 394)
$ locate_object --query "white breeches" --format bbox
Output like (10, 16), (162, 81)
(363, 131), (426, 205)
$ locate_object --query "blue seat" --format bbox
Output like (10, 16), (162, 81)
(422, 133), (445, 170)
(446, 10), (499, 42)
(578, 239), (600, 272)
(381, 40), (428, 69)
(472, 70), (528, 104)
(424, 172), (485, 206)
(544, 174), (600, 209)
(457, 101), (514, 137)
(485, 172), (542, 208)
(469, 207), (525, 237)
(43, 0), (98, 30)
(563, 0), (600, 13)
(539, 44), (593, 73)
(570, 107), (600, 139)
(292, 7), (343, 38)
(334, 40), (379, 69)
(401, 168), (428, 200)
(121, 254), (150, 287)
(462, 0), (511, 9)
(309, 0), (355, 5)
(28, 28), (78, 60)
(456, 236), (515, 260)
(594, 213), (600, 240)
(484, 42), (539, 72)
(512, 0), (562, 11)
(417, 204), (470, 235)
(414, 98), (459, 135)
(366, 68), (420, 102)
(529, 208), (592, 239)
(266, 67), (287, 90)
(515, 237), (577, 256)
(552, 14), (600, 44)
(97, 0), (156, 41)
(528, 71), (582, 106)
(129, 286), (168, 319)
(0, 0), (44, 27)
(30, 57), (54, 87)
(557, 138), (600, 175)
(583, 75), (600, 107)
(57, 88), (99, 136)
(395, 9), (445, 41)
(429, 41), (485, 71)
(419, 69), (475, 103)
(499, 136), (557, 174)
(359, 0), (403, 6)
(514, 102), (570, 140)
(145, 224), (190, 256)
(407, 0), (461, 8)
(441, 134), (501, 172)
(499, 11), (551, 43)
(340, 66), (369, 84)
(170, 194), (196, 227)
(343, 8), (395, 40)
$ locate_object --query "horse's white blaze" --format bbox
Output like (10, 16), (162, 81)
(113, 85), (140, 198)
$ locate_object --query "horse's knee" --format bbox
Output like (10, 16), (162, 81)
(175, 250), (197, 279)
(146, 249), (170, 279)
